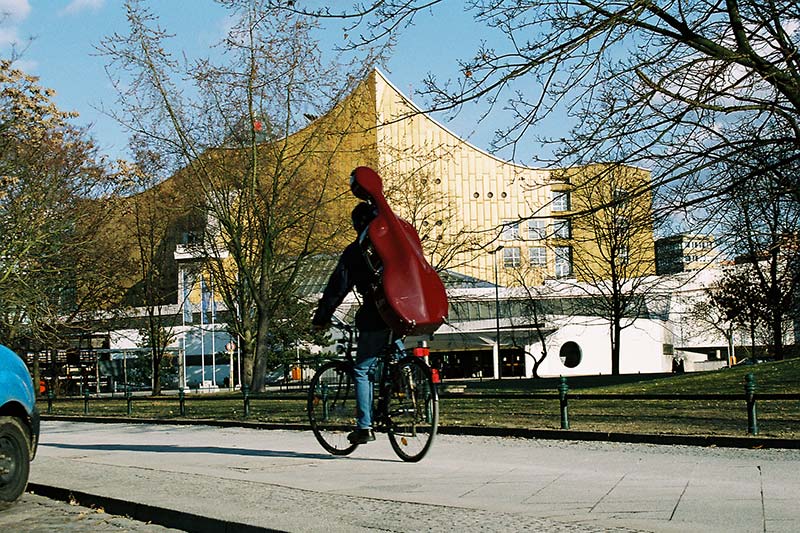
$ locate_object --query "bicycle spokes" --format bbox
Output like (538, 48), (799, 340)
(385, 357), (438, 462)
(308, 361), (359, 456)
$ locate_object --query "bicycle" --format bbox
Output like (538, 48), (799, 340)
(307, 316), (439, 462)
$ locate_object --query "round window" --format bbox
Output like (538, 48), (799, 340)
(559, 341), (582, 368)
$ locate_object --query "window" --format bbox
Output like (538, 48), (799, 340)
(614, 216), (631, 234)
(555, 246), (572, 278)
(553, 218), (571, 239)
(528, 219), (546, 240)
(613, 188), (629, 206)
(618, 245), (629, 264)
(503, 246), (521, 268)
(552, 190), (570, 211)
(501, 220), (520, 240)
(529, 246), (547, 266)
(559, 341), (582, 368)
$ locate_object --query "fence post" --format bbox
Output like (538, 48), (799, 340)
(125, 386), (133, 416)
(745, 373), (758, 435)
(242, 385), (250, 417)
(47, 389), (54, 415)
(558, 376), (570, 430)
(83, 388), (90, 415)
(179, 388), (186, 417)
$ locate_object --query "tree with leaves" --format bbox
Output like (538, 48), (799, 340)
(112, 152), (187, 394)
(709, 267), (769, 363)
(0, 59), (123, 380)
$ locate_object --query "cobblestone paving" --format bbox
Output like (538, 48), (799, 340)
(0, 493), (184, 532)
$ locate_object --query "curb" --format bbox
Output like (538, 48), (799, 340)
(41, 414), (800, 449)
(27, 482), (286, 533)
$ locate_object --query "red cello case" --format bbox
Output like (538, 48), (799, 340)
(350, 166), (448, 336)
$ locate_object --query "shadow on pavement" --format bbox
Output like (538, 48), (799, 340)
(41, 442), (342, 460)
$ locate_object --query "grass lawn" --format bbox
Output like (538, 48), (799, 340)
(44, 358), (800, 439)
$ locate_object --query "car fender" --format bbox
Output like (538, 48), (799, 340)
(0, 345), (36, 413)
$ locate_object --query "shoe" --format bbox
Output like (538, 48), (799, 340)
(347, 428), (375, 444)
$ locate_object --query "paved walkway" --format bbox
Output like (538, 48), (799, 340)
(27, 420), (800, 532)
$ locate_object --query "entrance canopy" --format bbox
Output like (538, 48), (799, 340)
(407, 322), (556, 351)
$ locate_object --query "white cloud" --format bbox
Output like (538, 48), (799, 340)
(11, 57), (36, 72)
(0, 0), (31, 22)
(60, 0), (104, 16)
(0, 26), (19, 46)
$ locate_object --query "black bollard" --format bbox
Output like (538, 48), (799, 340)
(126, 387), (133, 416)
(179, 388), (186, 416)
(242, 385), (251, 417)
(558, 376), (570, 430)
(745, 373), (758, 435)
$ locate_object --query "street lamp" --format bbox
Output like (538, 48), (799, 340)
(489, 245), (504, 380)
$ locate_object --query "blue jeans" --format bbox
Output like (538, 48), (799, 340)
(353, 328), (392, 429)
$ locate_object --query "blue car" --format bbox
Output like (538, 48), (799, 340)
(0, 345), (39, 502)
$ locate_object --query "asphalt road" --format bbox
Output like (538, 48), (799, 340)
(20, 420), (800, 532)
(0, 493), (181, 532)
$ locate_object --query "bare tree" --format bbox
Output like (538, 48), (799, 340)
(99, 1), (377, 391)
(380, 147), (483, 272)
(114, 154), (184, 394)
(502, 272), (553, 378)
(714, 149), (800, 360)
(684, 289), (737, 366)
(277, 0), (800, 226)
(559, 165), (658, 374)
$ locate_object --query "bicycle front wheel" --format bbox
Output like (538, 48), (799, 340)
(308, 361), (359, 456)
(386, 357), (439, 462)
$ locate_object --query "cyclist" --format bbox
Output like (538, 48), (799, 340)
(311, 201), (392, 445)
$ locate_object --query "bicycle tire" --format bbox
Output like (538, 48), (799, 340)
(386, 356), (439, 462)
(307, 360), (359, 456)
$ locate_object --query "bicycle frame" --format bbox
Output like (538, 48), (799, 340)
(328, 317), (431, 429)
(310, 316), (438, 461)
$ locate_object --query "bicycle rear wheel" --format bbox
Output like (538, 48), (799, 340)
(386, 357), (439, 462)
(308, 361), (359, 455)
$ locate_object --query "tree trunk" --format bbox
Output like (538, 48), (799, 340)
(152, 348), (162, 395)
(772, 314), (785, 361)
(240, 328), (255, 389)
(611, 322), (621, 375)
(251, 311), (271, 392)
(32, 353), (41, 399)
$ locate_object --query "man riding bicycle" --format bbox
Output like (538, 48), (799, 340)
(312, 201), (391, 445)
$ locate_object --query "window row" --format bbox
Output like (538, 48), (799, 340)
(684, 254), (712, 263)
(501, 218), (571, 241)
(501, 246), (573, 278)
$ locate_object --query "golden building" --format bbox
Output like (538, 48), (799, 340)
(307, 69), (656, 286)
(115, 68), (655, 306)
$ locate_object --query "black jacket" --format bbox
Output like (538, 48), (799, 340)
(312, 240), (387, 331)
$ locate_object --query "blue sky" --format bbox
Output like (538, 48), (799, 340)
(1, 1), (544, 164)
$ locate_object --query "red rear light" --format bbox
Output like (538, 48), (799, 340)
(413, 347), (430, 357)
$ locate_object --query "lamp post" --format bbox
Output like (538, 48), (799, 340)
(490, 245), (504, 380)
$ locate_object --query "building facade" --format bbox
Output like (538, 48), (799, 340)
(655, 234), (718, 275)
